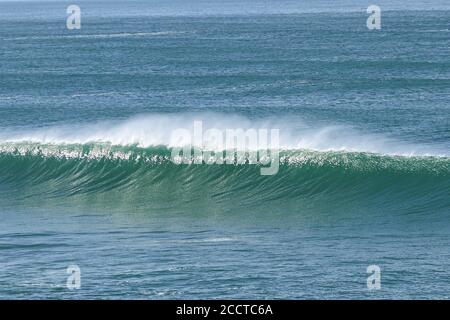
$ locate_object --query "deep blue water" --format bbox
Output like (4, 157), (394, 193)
(0, 0), (449, 299)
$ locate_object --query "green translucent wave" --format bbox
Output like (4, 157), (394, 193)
(0, 142), (448, 215)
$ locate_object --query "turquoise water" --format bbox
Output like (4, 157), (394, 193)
(0, 1), (449, 299)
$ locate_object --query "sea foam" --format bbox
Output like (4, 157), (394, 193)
(0, 113), (447, 157)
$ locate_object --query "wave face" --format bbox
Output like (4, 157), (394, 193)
(0, 114), (448, 215)
(0, 142), (448, 216)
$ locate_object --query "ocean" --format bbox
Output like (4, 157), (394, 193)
(0, 0), (449, 299)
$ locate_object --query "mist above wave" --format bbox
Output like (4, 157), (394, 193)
(0, 113), (446, 157)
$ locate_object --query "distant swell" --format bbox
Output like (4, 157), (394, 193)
(3, 31), (185, 41)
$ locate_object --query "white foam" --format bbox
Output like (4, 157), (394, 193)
(0, 113), (447, 157)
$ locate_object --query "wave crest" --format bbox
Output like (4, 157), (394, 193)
(0, 113), (447, 157)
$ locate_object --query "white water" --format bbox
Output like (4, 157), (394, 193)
(0, 113), (447, 157)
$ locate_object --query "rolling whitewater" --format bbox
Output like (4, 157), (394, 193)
(0, 0), (449, 299)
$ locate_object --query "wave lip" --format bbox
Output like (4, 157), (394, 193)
(0, 141), (448, 174)
(0, 113), (447, 157)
